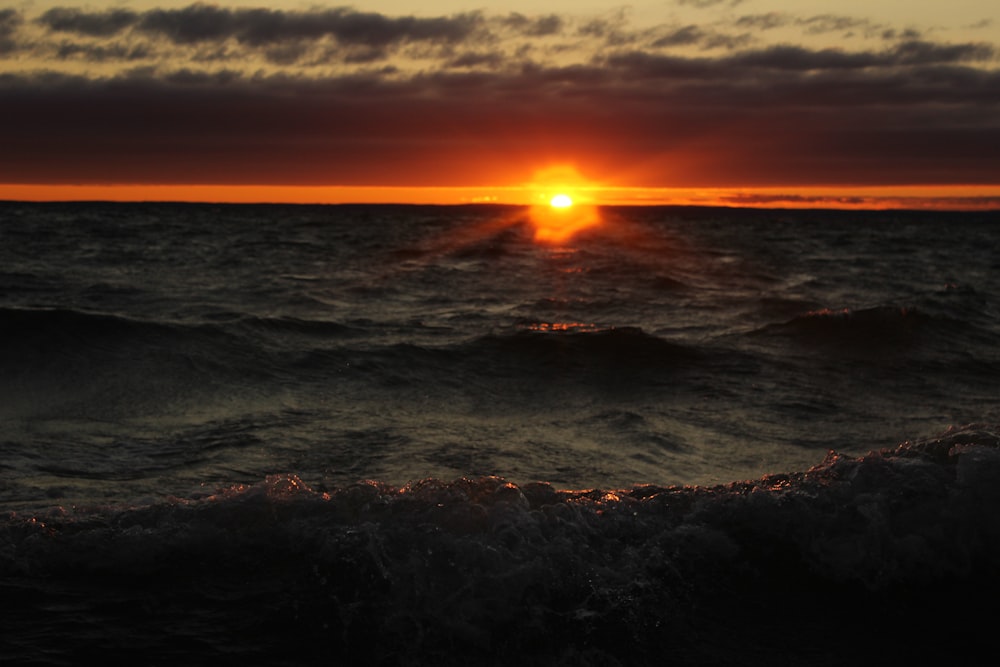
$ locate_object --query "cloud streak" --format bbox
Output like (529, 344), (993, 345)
(39, 7), (138, 37)
(35, 5), (515, 47)
(674, 0), (746, 8)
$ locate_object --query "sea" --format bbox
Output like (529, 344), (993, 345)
(1, 201), (999, 665)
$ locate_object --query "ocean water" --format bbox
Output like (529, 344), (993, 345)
(2, 201), (999, 664)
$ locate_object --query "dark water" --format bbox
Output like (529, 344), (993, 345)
(1, 202), (999, 664)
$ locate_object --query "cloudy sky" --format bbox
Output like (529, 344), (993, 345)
(1, 1), (998, 205)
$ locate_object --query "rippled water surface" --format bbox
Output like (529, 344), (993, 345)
(1, 202), (998, 511)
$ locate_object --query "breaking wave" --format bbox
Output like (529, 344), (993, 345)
(3, 425), (999, 665)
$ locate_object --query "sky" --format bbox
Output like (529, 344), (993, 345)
(1, 0), (999, 207)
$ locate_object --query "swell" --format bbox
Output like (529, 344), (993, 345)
(296, 326), (714, 381)
(465, 326), (704, 371)
(0, 308), (727, 423)
(750, 305), (1000, 363)
(0, 307), (366, 418)
(2, 425), (998, 666)
(0, 306), (362, 370)
(0, 306), (705, 385)
(0, 306), (174, 345)
(0, 306), (363, 344)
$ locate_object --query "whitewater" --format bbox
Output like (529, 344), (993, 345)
(1, 201), (998, 664)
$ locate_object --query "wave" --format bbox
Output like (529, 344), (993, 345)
(0, 307), (337, 417)
(289, 327), (712, 394)
(0, 305), (174, 343)
(0, 306), (363, 372)
(230, 313), (366, 339)
(0, 310), (711, 411)
(749, 305), (990, 356)
(3, 425), (998, 665)
(0, 309), (765, 423)
(0, 306), (363, 343)
(465, 326), (704, 372)
(0, 306), (249, 390)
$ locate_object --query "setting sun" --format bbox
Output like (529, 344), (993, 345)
(550, 194), (573, 208)
(528, 168), (602, 243)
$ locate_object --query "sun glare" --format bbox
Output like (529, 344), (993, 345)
(528, 166), (602, 243)
(550, 193), (573, 208)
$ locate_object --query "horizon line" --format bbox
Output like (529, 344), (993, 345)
(2, 184), (1000, 211)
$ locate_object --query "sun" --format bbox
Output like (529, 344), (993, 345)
(531, 191), (599, 243)
(550, 193), (573, 208)
(526, 165), (603, 243)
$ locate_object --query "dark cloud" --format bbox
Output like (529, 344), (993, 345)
(674, 0), (746, 8)
(578, 18), (619, 39)
(136, 4), (235, 43)
(341, 45), (390, 64)
(2, 42), (997, 189)
(723, 40), (995, 71)
(891, 40), (995, 65)
(142, 5), (484, 47)
(735, 13), (789, 31)
(602, 51), (721, 80)
(721, 193), (1000, 210)
(727, 45), (882, 70)
(797, 14), (875, 35)
(25, 5), (982, 73)
(4, 5), (998, 190)
(447, 51), (506, 69)
(261, 41), (310, 66)
(38, 7), (138, 37)
(881, 28), (923, 41)
(55, 40), (152, 62)
(576, 9), (632, 46)
(0, 8), (22, 53)
(160, 67), (241, 86)
(649, 25), (750, 51)
(24, 5), (579, 67)
(701, 32), (753, 50)
(652, 26), (705, 48)
(733, 12), (887, 39)
(720, 193), (868, 206)
(35, 5), (485, 48)
(500, 13), (563, 37)
(0, 8), (21, 35)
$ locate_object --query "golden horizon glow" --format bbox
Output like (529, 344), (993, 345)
(1, 183), (999, 211)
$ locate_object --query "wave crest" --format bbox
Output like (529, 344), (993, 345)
(748, 305), (982, 359)
(3, 426), (999, 664)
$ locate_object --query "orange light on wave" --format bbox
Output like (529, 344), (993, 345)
(531, 202), (600, 243)
(526, 322), (598, 332)
(528, 166), (602, 243)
